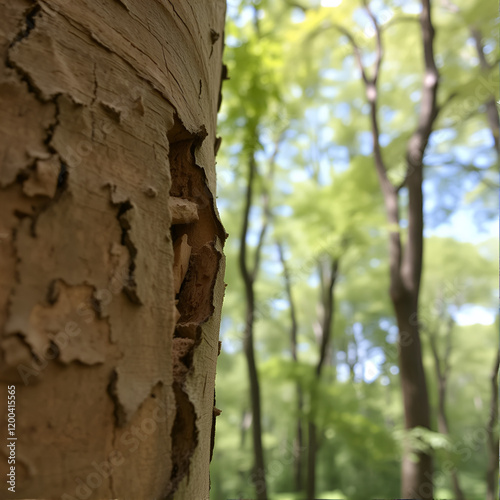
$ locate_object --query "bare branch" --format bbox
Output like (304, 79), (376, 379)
(427, 327), (443, 382)
(316, 257), (339, 377)
(251, 131), (285, 280)
(401, 0), (440, 295)
(328, 23), (369, 84)
(277, 240), (299, 361)
(362, 0), (383, 84)
(442, 315), (454, 380)
(436, 91), (458, 114)
(471, 28), (492, 71)
(239, 153), (257, 289)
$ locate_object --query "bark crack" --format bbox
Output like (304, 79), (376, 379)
(166, 116), (225, 496)
(9, 3), (40, 46)
(115, 199), (141, 305)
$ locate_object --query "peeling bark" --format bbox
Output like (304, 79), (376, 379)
(0, 1), (226, 498)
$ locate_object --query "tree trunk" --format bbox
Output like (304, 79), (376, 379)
(306, 420), (317, 500)
(277, 240), (304, 492)
(0, 1), (226, 499)
(486, 349), (500, 500)
(294, 388), (304, 491)
(395, 299), (433, 500)
(357, 1), (437, 496)
(239, 153), (268, 500)
(306, 258), (338, 500)
(336, 1), (436, 492)
(428, 319), (466, 500)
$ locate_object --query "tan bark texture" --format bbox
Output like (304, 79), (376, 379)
(0, 1), (226, 499)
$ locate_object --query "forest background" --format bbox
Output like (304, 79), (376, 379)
(210, 1), (499, 499)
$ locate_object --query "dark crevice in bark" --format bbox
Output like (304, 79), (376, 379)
(56, 162), (68, 192)
(114, 200), (141, 304)
(106, 369), (127, 427)
(167, 382), (198, 497)
(6, 4), (66, 234)
(116, 201), (133, 245)
(166, 116), (225, 497)
(6, 4), (47, 103)
(9, 3), (40, 48)
(46, 279), (60, 305)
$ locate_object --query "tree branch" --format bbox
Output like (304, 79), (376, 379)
(251, 131), (285, 280)
(471, 28), (492, 71)
(329, 24), (369, 84)
(362, 0), (382, 85)
(331, 18), (394, 196)
(239, 152), (256, 291)
(401, 0), (440, 296)
(471, 28), (500, 153)
(316, 257), (339, 377)
(440, 1), (499, 152)
(277, 240), (299, 361)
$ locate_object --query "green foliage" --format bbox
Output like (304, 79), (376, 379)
(211, 1), (498, 499)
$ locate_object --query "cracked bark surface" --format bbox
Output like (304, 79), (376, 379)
(0, 1), (226, 499)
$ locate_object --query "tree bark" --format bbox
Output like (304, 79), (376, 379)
(0, 1), (226, 499)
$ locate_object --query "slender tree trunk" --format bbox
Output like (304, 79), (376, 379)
(0, 1), (226, 499)
(243, 298), (267, 500)
(294, 387), (304, 491)
(239, 132), (283, 500)
(486, 349), (500, 500)
(277, 240), (304, 492)
(306, 258), (338, 500)
(428, 319), (466, 500)
(437, 380), (465, 500)
(471, 28), (500, 153)
(306, 420), (318, 500)
(239, 153), (268, 500)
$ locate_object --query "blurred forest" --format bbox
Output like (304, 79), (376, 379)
(210, 0), (499, 499)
